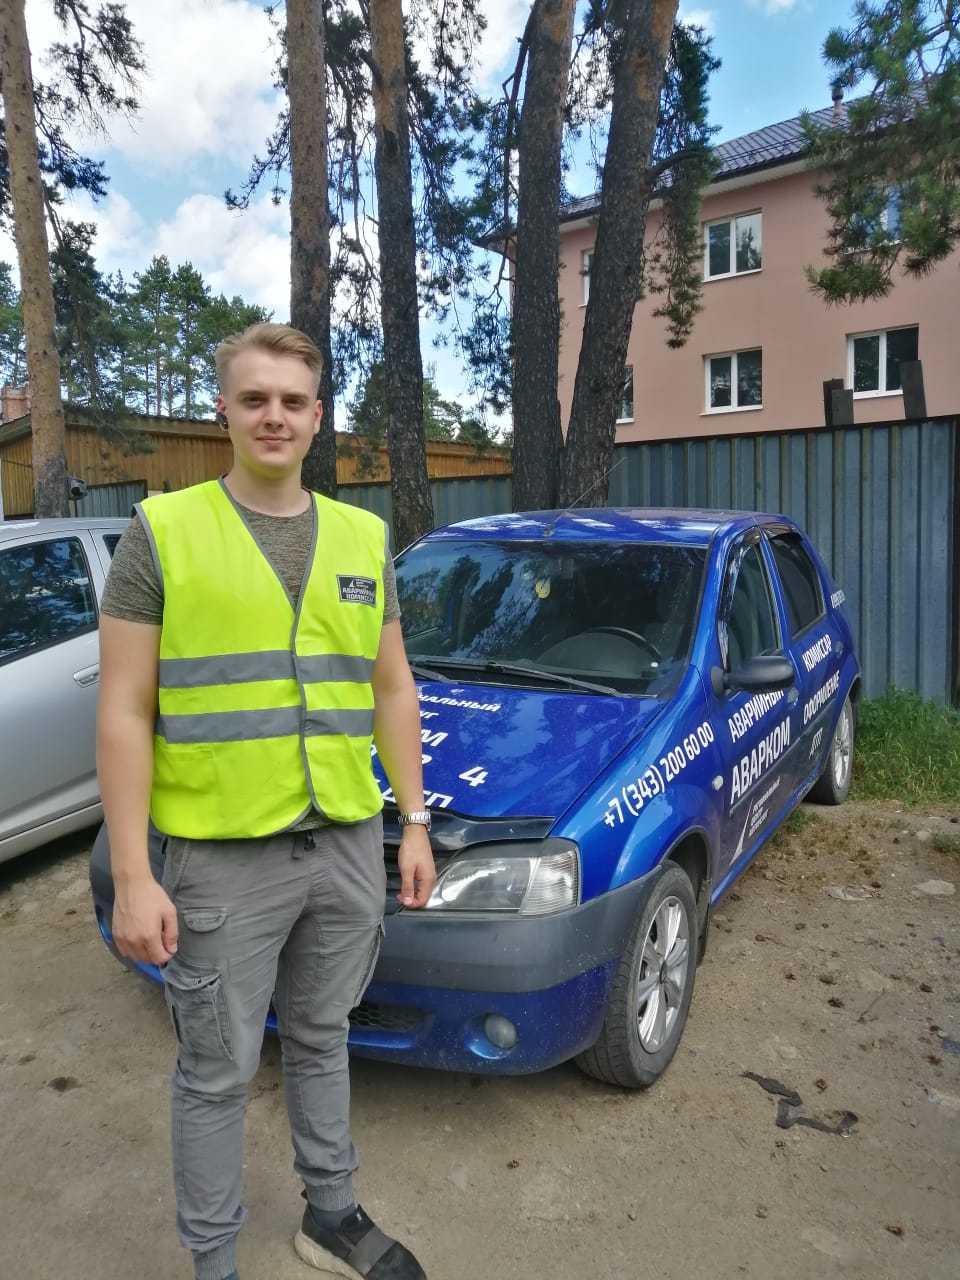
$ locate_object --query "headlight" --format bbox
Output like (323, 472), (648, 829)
(425, 840), (580, 916)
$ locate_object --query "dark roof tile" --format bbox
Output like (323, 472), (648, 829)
(560, 100), (843, 223)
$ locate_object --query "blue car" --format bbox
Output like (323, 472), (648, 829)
(90, 508), (858, 1088)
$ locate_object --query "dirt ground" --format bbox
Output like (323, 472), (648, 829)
(1, 801), (958, 1280)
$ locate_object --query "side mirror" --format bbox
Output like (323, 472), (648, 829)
(712, 655), (795, 696)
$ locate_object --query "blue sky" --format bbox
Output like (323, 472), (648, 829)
(6, 0), (851, 415)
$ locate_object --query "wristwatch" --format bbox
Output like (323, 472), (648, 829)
(398, 808), (432, 831)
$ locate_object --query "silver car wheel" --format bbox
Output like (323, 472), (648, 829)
(636, 896), (690, 1053)
(833, 701), (852, 789)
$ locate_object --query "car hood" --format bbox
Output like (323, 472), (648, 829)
(373, 679), (664, 821)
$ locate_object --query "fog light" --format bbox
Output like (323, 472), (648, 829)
(483, 1014), (518, 1050)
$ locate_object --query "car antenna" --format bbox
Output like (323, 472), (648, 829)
(542, 454), (626, 537)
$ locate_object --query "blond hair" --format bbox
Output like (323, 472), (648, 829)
(214, 322), (324, 392)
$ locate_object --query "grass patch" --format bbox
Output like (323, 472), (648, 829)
(854, 689), (960, 806)
(782, 807), (816, 835)
(932, 833), (960, 858)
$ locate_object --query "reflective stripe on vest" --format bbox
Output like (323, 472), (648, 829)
(139, 479), (386, 839)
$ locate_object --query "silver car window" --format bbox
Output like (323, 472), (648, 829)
(0, 537), (98, 663)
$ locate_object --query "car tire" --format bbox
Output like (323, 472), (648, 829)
(576, 862), (698, 1089)
(807, 694), (854, 806)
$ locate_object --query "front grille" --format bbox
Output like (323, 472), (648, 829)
(349, 1001), (425, 1033)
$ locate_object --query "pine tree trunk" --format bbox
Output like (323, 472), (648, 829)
(287, 0), (337, 497)
(0, 0), (68, 517)
(559, 0), (678, 507)
(511, 0), (576, 512)
(368, 0), (433, 549)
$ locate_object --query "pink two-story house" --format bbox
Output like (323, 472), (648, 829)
(558, 96), (960, 442)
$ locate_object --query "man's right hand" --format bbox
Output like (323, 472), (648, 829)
(113, 877), (179, 965)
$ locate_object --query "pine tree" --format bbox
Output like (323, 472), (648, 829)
(803, 1), (960, 303)
(470, 2), (717, 510)
(0, 0), (142, 514)
(0, 263), (26, 386)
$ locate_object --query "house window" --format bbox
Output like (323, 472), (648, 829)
(850, 186), (901, 245)
(705, 349), (762, 413)
(847, 325), (918, 397)
(618, 366), (634, 422)
(704, 212), (762, 280)
(581, 249), (594, 304)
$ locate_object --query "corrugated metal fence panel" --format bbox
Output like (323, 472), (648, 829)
(73, 480), (147, 517)
(338, 476), (512, 546)
(337, 482), (393, 526)
(609, 420), (957, 701)
(430, 476), (512, 530)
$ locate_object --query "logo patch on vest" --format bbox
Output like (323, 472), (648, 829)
(337, 575), (377, 607)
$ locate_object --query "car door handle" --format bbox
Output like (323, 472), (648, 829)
(73, 663), (100, 686)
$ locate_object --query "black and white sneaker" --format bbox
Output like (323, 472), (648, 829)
(294, 1203), (427, 1279)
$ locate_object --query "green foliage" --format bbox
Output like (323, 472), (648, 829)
(804, 1), (960, 303)
(0, 262), (26, 386)
(647, 23), (719, 347)
(0, 1), (143, 226)
(346, 360), (500, 476)
(854, 688), (960, 805)
(1, 240), (268, 424)
(231, 1), (492, 399)
(465, 9), (719, 404)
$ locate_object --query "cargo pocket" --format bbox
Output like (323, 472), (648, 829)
(351, 921), (385, 1009)
(164, 909), (232, 1060)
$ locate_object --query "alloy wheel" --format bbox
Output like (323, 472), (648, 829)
(636, 896), (690, 1052)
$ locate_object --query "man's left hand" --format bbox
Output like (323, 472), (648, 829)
(397, 825), (436, 908)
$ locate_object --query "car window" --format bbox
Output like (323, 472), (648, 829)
(723, 543), (779, 670)
(396, 539), (706, 695)
(102, 534), (122, 556)
(769, 532), (823, 636)
(0, 537), (98, 663)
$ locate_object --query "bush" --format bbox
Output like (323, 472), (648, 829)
(854, 689), (960, 806)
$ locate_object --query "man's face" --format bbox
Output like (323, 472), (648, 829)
(216, 348), (321, 478)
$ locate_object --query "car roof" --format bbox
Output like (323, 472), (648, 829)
(425, 507), (795, 548)
(0, 515), (131, 545)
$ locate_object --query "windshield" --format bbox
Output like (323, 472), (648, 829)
(396, 539), (706, 696)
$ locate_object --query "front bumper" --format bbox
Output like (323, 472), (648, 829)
(92, 872), (652, 1075)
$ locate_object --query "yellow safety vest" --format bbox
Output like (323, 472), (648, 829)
(138, 479), (385, 838)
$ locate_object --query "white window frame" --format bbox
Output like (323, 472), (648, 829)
(703, 348), (763, 415)
(846, 325), (918, 399)
(703, 211), (763, 282)
(617, 365), (634, 423)
(581, 249), (594, 305)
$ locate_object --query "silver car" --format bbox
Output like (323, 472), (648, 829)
(0, 516), (130, 862)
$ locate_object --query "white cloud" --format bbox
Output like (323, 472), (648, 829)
(26, 0), (281, 172)
(36, 187), (291, 318)
(749, 0), (799, 14)
(473, 0), (534, 92)
(153, 194), (291, 316)
(679, 7), (716, 34)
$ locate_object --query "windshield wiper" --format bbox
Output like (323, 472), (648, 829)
(415, 656), (618, 697)
(409, 662), (450, 682)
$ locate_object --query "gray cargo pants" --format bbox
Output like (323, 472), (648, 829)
(159, 816), (386, 1280)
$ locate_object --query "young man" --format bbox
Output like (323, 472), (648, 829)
(96, 323), (435, 1280)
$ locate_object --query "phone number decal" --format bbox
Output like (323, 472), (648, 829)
(603, 720), (716, 828)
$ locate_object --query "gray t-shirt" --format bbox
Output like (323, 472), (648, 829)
(100, 494), (401, 832)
